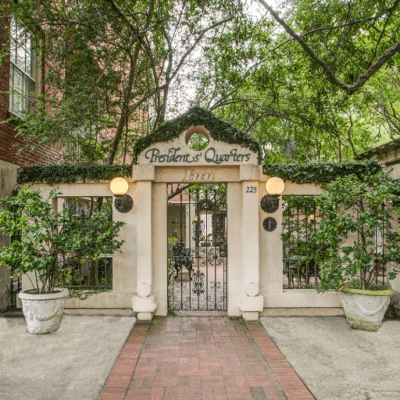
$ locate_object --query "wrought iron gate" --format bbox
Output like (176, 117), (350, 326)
(167, 184), (227, 312)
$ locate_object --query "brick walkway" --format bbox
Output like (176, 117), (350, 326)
(98, 317), (314, 400)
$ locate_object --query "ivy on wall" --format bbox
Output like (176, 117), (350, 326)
(132, 107), (262, 163)
(263, 158), (382, 184)
(17, 159), (383, 186)
(17, 164), (132, 185)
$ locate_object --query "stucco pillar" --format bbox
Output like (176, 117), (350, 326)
(153, 183), (168, 316)
(132, 181), (157, 320)
(227, 183), (242, 317)
(239, 180), (263, 321)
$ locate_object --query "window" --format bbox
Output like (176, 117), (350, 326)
(9, 18), (35, 115)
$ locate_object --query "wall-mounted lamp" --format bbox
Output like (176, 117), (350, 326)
(110, 177), (129, 197)
(260, 177), (285, 213)
(266, 177), (285, 196)
(110, 177), (133, 213)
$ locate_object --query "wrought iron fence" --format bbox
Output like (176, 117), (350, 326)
(59, 196), (113, 290)
(9, 226), (22, 309)
(360, 204), (387, 286)
(282, 196), (323, 289)
(282, 196), (390, 289)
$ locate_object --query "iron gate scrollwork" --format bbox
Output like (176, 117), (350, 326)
(167, 184), (227, 312)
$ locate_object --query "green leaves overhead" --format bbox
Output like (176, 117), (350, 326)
(2, 0), (399, 166)
(1, 0), (246, 165)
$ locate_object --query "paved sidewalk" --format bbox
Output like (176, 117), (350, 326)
(260, 316), (400, 400)
(0, 315), (136, 400)
(99, 316), (313, 400)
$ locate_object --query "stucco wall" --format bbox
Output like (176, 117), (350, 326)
(387, 166), (400, 291)
(25, 182), (137, 311)
(22, 168), (345, 315)
(258, 179), (341, 311)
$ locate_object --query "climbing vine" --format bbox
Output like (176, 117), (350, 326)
(263, 158), (382, 184)
(16, 159), (383, 186)
(17, 164), (131, 185)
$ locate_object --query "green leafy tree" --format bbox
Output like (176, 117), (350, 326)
(314, 172), (400, 292)
(0, 188), (125, 294)
(190, 1), (400, 162)
(258, 0), (400, 96)
(0, 0), (245, 164)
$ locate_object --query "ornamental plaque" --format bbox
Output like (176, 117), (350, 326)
(114, 194), (134, 213)
(260, 195), (279, 213)
(263, 217), (277, 232)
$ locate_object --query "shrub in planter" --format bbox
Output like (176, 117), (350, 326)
(314, 172), (400, 330)
(0, 188), (125, 334)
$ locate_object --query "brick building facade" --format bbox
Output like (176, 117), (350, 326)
(0, 14), (63, 311)
(0, 14), (63, 167)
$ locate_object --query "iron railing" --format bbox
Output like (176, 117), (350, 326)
(9, 226), (22, 309)
(59, 196), (113, 290)
(282, 196), (323, 289)
(282, 196), (390, 289)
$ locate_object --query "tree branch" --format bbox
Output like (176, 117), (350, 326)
(168, 184), (195, 200)
(258, 0), (400, 95)
(169, 17), (235, 83)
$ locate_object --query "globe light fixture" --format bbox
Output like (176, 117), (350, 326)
(266, 177), (285, 196)
(261, 177), (285, 214)
(110, 177), (129, 197)
(110, 177), (133, 213)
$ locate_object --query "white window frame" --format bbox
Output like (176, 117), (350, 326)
(9, 18), (41, 117)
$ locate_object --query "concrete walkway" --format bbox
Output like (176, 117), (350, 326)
(0, 315), (136, 400)
(2, 314), (399, 399)
(99, 317), (313, 400)
(260, 316), (400, 400)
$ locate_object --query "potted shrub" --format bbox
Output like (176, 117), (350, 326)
(314, 172), (400, 330)
(0, 188), (125, 334)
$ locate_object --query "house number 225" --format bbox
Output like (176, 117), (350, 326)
(246, 186), (257, 193)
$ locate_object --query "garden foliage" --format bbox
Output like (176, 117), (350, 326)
(0, 188), (125, 294)
(314, 173), (400, 292)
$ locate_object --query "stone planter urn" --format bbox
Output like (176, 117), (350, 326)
(339, 286), (394, 331)
(19, 288), (69, 334)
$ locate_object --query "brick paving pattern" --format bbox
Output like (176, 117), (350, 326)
(98, 317), (314, 400)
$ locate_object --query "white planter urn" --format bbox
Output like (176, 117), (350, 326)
(19, 288), (69, 334)
(339, 286), (394, 331)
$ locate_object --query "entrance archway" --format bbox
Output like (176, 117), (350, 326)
(131, 107), (264, 321)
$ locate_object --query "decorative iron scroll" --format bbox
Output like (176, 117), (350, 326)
(192, 270), (205, 296)
(192, 218), (204, 247)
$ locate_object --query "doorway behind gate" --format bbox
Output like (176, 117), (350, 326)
(167, 183), (227, 313)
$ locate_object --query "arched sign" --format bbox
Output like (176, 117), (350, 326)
(137, 125), (258, 166)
